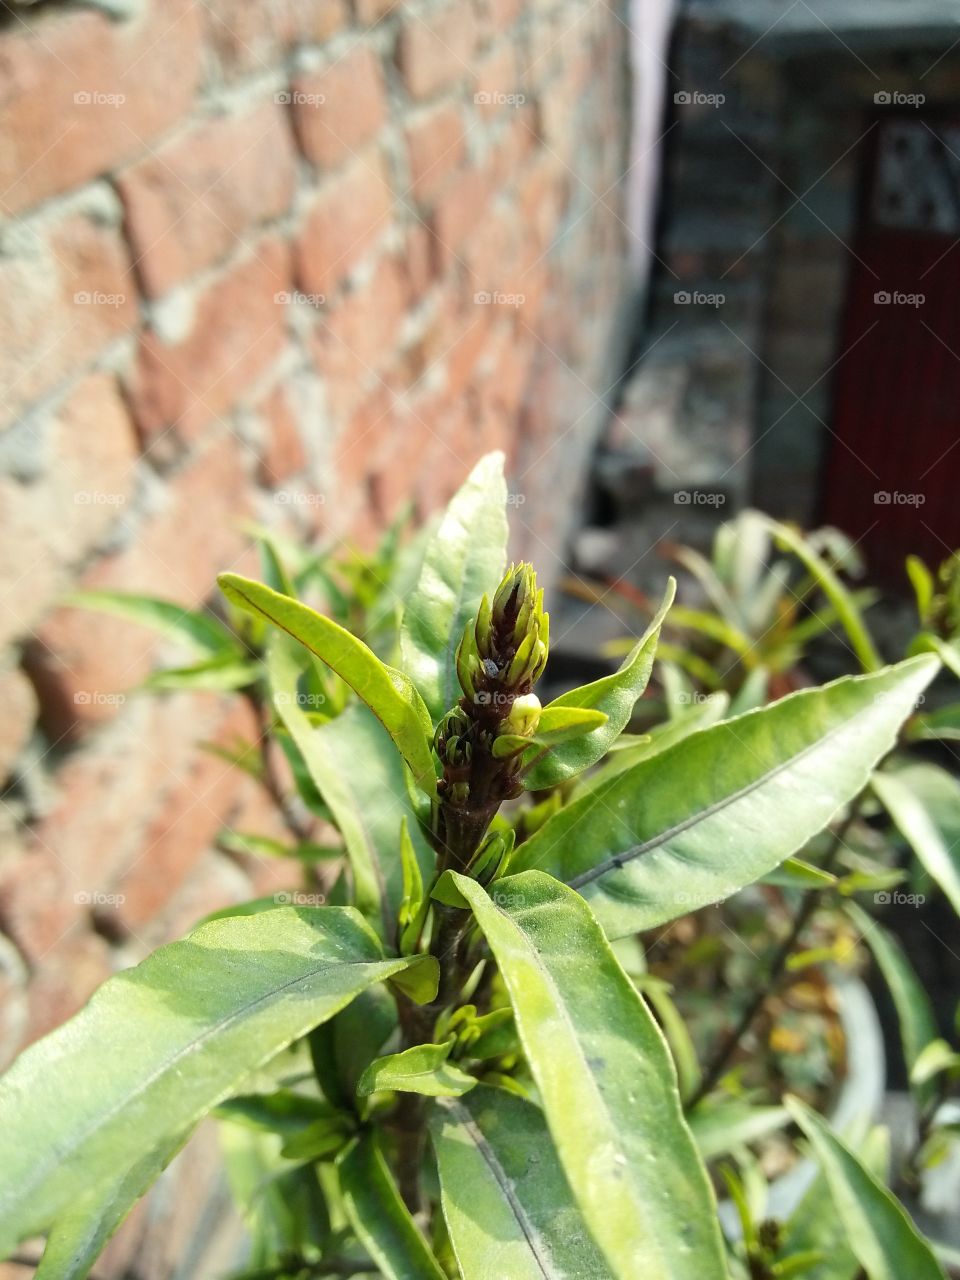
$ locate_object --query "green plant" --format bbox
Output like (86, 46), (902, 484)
(0, 455), (954, 1280)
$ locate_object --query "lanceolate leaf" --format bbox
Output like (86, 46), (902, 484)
(450, 872), (727, 1280)
(143, 655), (260, 691)
(358, 1041), (477, 1098)
(785, 1098), (946, 1280)
(523, 580), (676, 790)
(872, 764), (960, 917)
(267, 638), (434, 932)
(401, 452), (509, 722)
(220, 573), (437, 797)
(68, 590), (241, 654)
(431, 1086), (611, 1279)
(337, 1132), (446, 1280)
(0, 907), (434, 1258)
(512, 657), (938, 937)
(846, 902), (938, 1106)
(34, 1135), (189, 1280)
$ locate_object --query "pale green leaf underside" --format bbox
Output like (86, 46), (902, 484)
(0, 907), (426, 1256)
(786, 1097), (946, 1280)
(872, 764), (960, 917)
(513, 657), (938, 937)
(452, 872), (727, 1280)
(431, 1086), (612, 1278)
(358, 1041), (476, 1098)
(219, 572), (437, 796)
(401, 451), (508, 723)
(338, 1132), (446, 1280)
(68, 590), (239, 655)
(524, 579), (676, 790)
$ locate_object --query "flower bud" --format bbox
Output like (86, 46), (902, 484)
(502, 693), (541, 738)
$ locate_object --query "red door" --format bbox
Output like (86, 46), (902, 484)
(822, 115), (960, 585)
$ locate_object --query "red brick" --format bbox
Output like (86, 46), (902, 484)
(405, 103), (466, 203)
(131, 238), (291, 447)
(113, 712), (251, 930)
(0, 1), (202, 217)
(257, 382), (308, 485)
(297, 154), (393, 297)
(292, 47), (387, 170)
(429, 168), (491, 267)
(473, 42), (519, 118)
(142, 849), (251, 947)
(335, 384), (396, 495)
(403, 224), (438, 302)
(354, 0), (399, 22)
(0, 666), (36, 781)
(397, 2), (477, 100)
(23, 933), (113, 1046)
(312, 256), (408, 419)
(445, 308), (494, 397)
(24, 434), (253, 739)
(204, 0), (348, 79)
(118, 103), (297, 298)
(488, 0), (523, 31)
(0, 205), (137, 429)
(0, 372), (138, 650)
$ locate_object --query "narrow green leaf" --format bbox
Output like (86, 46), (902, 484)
(337, 1132), (446, 1280)
(68, 590), (240, 654)
(911, 1039), (960, 1086)
(762, 857), (837, 889)
(401, 452), (509, 722)
(450, 871), (727, 1280)
(523, 580), (676, 789)
(913, 631), (960, 679)
(431, 1085), (612, 1279)
(0, 907), (427, 1258)
(762, 517), (882, 672)
(906, 703), (960, 742)
(220, 572), (437, 797)
(358, 1041), (477, 1098)
(785, 1097), (946, 1280)
(846, 902), (938, 1105)
(513, 657), (938, 937)
(267, 638), (434, 933)
(34, 1135), (188, 1280)
(872, 764), (960, 917)
(686, 1099), (788, 1162)
(906, 555), (935, 621)
(143, 655), (260, 691)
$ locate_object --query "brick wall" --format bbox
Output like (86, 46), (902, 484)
(0, 0), (632, 1084)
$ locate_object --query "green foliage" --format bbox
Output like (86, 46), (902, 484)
(3, 454), (957, 1279)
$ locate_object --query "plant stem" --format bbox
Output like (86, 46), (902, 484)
(689, 801), (861, 1108)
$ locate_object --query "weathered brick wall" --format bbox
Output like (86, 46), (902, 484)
(0, 0), (631, 1092)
